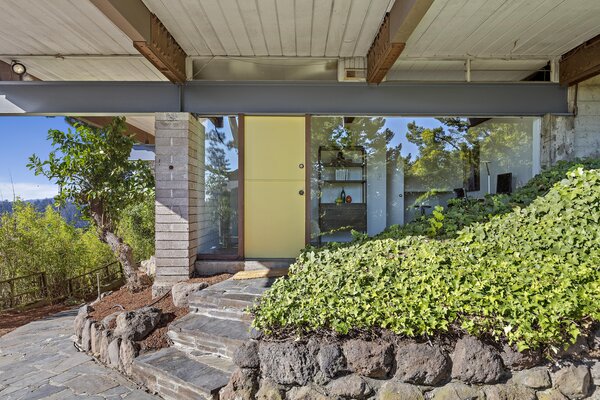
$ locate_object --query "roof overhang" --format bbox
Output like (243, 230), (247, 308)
(0, 81), (568, 116)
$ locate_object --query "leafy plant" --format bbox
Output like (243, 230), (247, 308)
(0, 201), (114, 299)
(28, 117), (154, 290)
(253, 166), (600, 351)
(116, 196), (155, 263)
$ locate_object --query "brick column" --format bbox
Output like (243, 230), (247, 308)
(153, 113), (202, 297)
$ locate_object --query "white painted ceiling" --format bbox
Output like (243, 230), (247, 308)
(141, 0), (393, 57)
(0, 0), (598, 82)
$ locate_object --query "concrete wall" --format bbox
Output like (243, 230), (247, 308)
(542, 75), (600, 167)
(153, 112), (201, 296)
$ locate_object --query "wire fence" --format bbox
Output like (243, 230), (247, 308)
(0, 261), (124, 311)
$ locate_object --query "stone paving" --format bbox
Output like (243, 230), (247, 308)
(0, 309), (160, 399)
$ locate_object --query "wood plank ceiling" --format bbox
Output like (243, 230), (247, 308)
(141, 0), (392, 57)
(0, 0), (599, 82)
(390, 0), (600, 81)
(0, 0), (166, 80)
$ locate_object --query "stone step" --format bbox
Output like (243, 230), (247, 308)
(168, 313), (252, 358)
(188, 277), (277, 321)
(131, 347), (232, 400)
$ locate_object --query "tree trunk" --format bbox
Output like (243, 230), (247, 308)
(90, 203), (141, 291)
(104, 229), (141, 291)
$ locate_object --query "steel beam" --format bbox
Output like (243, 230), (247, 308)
(0, 81), (568, 116)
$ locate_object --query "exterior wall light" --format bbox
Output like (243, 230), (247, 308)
(11, 61), (26, 76)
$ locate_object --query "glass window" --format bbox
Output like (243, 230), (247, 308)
(198, 116), (240, 256)
(310, 116), (540, 244)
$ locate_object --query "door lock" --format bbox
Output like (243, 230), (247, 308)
(299, 190), (305, 196)
(299, 163), (304, 169)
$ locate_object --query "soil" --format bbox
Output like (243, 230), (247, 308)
(0, 303), (72, 337)
(89, 273), (232, 351)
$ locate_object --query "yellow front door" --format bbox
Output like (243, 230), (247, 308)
(244, 116), (306, 258)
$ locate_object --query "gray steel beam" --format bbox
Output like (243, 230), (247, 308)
(0, 81), (568, 116)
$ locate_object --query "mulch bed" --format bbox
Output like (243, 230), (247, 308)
(0, 303), (72, 337)
(89, 273), (232, 351)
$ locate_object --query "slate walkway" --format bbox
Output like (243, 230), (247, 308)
(0, 309), (160, 399)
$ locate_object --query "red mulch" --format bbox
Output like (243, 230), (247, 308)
(0, 303), (72, 337)
(89, 273), (232, 351)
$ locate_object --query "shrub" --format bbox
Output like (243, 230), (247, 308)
(116, 195), (155, 262)
(0, 202), (115, 299)
(253, 167), (600, 350)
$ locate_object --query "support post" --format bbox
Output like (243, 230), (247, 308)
(153, 112), (201, 297)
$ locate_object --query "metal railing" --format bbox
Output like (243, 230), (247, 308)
(0, 261), (124, 311)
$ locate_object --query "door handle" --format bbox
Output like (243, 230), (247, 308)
(299, 190), (305, 196)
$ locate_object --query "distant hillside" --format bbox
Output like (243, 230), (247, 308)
(0, 198), (87, 228)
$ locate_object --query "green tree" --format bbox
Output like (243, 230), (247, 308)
(28, 117), (154, 290)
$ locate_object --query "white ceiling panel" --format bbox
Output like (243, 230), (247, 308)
(0, 0), (137, 55)
(402, 0), (600, 59)
(142, 0), (391, 57)
(0, 57), (168, 81)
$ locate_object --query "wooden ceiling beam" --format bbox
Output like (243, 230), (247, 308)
(77, 116), (155, 145)
(91, 0), (187, 83)
(559, 34), (600, 86)
(367, 0), (433, 84)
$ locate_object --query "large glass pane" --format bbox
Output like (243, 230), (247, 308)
(198, 116), (240, 256)
(310, 116), (540, 244)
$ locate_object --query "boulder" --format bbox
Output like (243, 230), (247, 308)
(378, 382), (424, 400)
(256, 379), (285, 400)
(395, 343), (451, 385)
(73, 313), (87, 339)
(99, 329), (113, 364)
(327, 374), (372, 399)
(482, 384), (536, 400)
(286, 385), (331, 400)
(171, 281), (208, 308)
(430, 382), (484, 400)
(317, 343), (347, 378)
(81, 319), (92, 352)
(78, 304), (94, 316)
(536, 389), (569, 400)
(90, 322), (103, 356)
(259, 341), (317, 386)
(451, 336), (505, 384)
(233, 340), (260, 369)
(510, 366), (551, 389)
(500, 344), (542, 371)
(553, 365), (591, 399)
(140, 256), (155, 276)
(342, 339), (393, 379)
(100, 312), (120, 330)
(119, 339), (140, 374)
(220, 368), (258, 400)
(107, 337), (121, 369)
(113, 307), (161, 341)
(590, 327), (600, 350)
(556, 335), (590, 358)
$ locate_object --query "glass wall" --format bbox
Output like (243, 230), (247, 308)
(310, 116), (540, 243)
(197, 116), (240, 256)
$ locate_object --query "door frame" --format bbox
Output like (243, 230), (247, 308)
(197, 114), (312, 261)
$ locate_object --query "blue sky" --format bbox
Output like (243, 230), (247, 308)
(0, 116), (69, 200)
(0, 116), (445, 200)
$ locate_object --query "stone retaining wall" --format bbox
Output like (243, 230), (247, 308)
(222, 333), (600, 400)
(73, 304), (160, 375)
